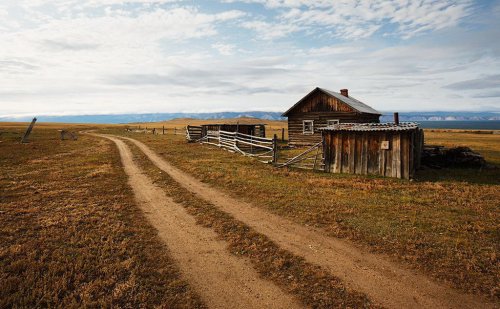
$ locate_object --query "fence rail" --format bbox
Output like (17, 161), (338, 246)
(201, 130), (276, 163)
(187, 127), (324, 170)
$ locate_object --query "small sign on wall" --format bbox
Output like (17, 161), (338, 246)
(381, 141), (390, 150)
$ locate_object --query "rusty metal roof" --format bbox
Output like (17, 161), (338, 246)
(319, 88), (381, 115)
(320, 122), (419, 132)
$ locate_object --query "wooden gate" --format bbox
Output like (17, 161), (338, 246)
(276, 140), (325, 171)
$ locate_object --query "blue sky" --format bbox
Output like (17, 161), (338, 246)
(0, 0), (499, 117)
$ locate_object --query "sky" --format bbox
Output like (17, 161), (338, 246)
(1, 0), (500, 117)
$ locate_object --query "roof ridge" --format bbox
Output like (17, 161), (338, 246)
(282, 87), (381, 116)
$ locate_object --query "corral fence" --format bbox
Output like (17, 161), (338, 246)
(187, 125), (324, 169)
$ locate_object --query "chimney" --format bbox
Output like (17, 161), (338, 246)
(394, 112), (399, 125)
(340, 89), (348, 97)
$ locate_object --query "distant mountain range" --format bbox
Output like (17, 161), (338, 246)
(379, 112), (500, 122)
(0, 112), (283, 124)
(1, 111), (499, 124)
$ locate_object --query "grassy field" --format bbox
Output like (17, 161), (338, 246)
(2, 120), (499, 305)
(103, 123), (499, 301)
(0, 124), (204, 308)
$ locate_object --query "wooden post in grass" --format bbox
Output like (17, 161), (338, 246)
(21, 117), (37, 143)
(162, 126), (165, 135)
(174, 127), (177, 135)
(272, 134), (278, 164)
(281, 128), (285, 141)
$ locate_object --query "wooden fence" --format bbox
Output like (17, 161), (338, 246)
(189, 129), (277, 163)
(187, 126), (326, 168)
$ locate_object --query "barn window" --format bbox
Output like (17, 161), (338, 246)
(303, 120), (314, 134)
(327, 119), (339, 126)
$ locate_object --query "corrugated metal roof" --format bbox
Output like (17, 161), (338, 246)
(320, 122), (419, 132)
(282, 87), (381, 116)
(319, 88), (381, 115)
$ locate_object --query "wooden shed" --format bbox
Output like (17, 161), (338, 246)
(321, 123), (424, 179)
(282, 87), (381, 146)
(187, 123), (265, 141)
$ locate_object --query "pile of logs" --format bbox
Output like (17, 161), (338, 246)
(421, 145), (485, 168)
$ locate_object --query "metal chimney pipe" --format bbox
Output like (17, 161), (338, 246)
(394, 112), (399, 125)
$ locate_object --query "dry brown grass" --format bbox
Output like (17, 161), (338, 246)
(0, 125), (204, 308)
(103, 126), (500, 301)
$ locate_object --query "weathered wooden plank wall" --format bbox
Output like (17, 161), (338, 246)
(323, 129), (421, 179)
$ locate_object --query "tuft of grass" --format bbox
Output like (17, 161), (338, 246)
(103, 127), (500, 301)
(0, 126), (205, 308)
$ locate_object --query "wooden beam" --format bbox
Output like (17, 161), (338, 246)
(21, 117), (37, 143)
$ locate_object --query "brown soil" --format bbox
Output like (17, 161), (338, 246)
(122, 135), (496, 309)
(93, 134), (300, 309)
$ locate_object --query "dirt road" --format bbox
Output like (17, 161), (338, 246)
(121, 135), (496, 309)
(93, 134), (300, 309)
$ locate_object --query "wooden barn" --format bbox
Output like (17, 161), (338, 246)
(321, 122), (424, 179)
(186, 123), (265, 141)
(282, 87), (381, 146)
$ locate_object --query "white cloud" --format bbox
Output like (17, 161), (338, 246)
(0, 2), (249, 115)
(211, 43), (236, 55)
(240, 20), (300, 39)
(0, 0), (499, 116)
(230, 0), (473, 39)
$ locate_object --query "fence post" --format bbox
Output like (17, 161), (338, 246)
(21, 117), (37, 143)
(272, 134), (278, 164)
(162, 126), (165, 135)
(321, 134), (327, 172)
(281, 128), (285, 142)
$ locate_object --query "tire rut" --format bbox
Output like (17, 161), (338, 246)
(93, 134), (301, 309)
(120, 135), (496, 309)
